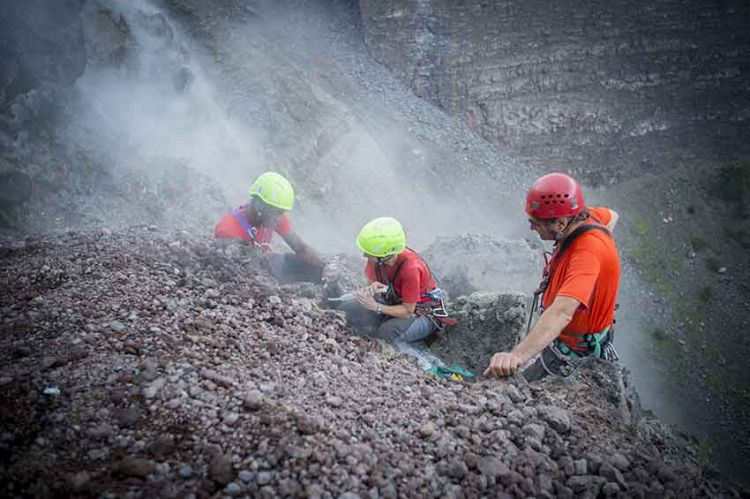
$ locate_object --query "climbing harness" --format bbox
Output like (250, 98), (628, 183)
(374, 252), (456, 329)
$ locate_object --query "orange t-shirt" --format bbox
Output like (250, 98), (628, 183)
(541, 207), (620, 349)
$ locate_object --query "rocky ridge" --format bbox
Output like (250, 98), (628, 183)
(0, 228), (740, 497)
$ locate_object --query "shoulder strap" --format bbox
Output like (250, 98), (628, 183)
(232, 208), (258, 243)
(556, 223), (611, 259)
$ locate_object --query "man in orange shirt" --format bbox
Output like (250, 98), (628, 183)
(484, 173), (621, 381)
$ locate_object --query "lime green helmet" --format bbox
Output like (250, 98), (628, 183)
(356, 217), (407, 258)
(248, 172), (295, 211)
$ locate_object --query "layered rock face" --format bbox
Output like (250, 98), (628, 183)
(359, 0), (750, 182)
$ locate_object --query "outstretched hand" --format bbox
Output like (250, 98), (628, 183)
(484, 351), (525, 378)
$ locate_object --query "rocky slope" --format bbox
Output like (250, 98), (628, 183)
(0, 229), (741, 497)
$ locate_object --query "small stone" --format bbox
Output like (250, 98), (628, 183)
(419, 422), (438, 438)
(210, 454), (233, 485)
(477, 456), (509, 478)
(504, 384), (526, 403)
(143, 377), (166, 399)
(150, 435), (176, 458)
(223, 412), (240, 426)
(445, 459), (468, 480)
(537, 406), (571, 433)
(256, 471), (273, 485)
(178, 464), (193, 479)
(599, 462), (627, 488)
(285, 445), (313, 459)
(326, 395), (343, 407)
(242, 391), (264, 411)
(522, 423), (545, 441)
(602, 482), (620, 496)
(87, 424), (113, 440)
(116, 458), (155, 478)
(339, 493), (360, 499)
(524, 436), (542, 451)
(610, 453), (630, 471)
(279, 478), (302, 497)
(657, 465), (677, 483)
(69, 471), (90, 492)
(574, 459), (587, 475)
(114, 406), (141, 428)
(717, 267), (727, 274)
(110, 321), (127, 332)
(296, 414), (319, 434)
(238, 470), (255, 483)
(225, 482), (242, 496)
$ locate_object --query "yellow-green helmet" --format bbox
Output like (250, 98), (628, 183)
(356, 217), (407, 258)
(248, 172), (295, 211)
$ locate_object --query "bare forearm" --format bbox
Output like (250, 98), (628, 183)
(380, 304), (413, 319)
(512, 308), (572, 363)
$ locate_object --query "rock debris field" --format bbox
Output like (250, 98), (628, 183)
(0, 227), (743, 498)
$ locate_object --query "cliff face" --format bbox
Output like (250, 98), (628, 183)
(359, 0), (750, 182)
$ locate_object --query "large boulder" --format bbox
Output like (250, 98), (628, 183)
(422, 234), (540, 297)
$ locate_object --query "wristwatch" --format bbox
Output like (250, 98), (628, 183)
(375, 303), (383, 315)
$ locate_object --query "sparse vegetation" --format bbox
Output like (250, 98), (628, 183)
(713, 164), (749, 218)
(705, 255), (722, 272)
(690, 236), (707, 251)
(699, 285), (713, 303)
(633, 215), (649, 237)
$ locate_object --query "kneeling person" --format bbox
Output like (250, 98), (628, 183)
(341, 217), (447, 343)
(214, 171), (325, 283)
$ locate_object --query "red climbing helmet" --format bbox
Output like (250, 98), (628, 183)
(526, 173), (585, 219)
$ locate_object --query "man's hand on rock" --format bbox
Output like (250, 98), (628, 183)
(484, 351), (525, 377)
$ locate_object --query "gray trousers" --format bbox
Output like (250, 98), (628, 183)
(337, 301), (438, 342)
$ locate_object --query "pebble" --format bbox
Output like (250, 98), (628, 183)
(116, 457), (155, 478)
(178, 464), (193, 479)
(69, 471), (90, 492)
(110, 321), (127, 332)
(225, 482), (242, 496)
(209, 454), (233, 485)
(239, 470), (255, 483)
(537, 406), (571, 433)
(242, 391), (264, 411)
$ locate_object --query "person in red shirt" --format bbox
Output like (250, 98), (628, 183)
(484, 173), (621, 381)
(338, 217), (447, 343)
(214, 172), (325, 283)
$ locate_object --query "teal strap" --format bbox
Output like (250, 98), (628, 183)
(557, 327), (611, 359)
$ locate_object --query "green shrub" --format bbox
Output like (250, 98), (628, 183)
(699, 286), (713, 303)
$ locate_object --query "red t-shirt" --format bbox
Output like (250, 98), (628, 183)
(214, 206), (292, 247)
(364, 248), (436, 304)
(542, 207), (620, 349)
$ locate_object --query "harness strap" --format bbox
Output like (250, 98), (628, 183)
(555, 327), (612, 359)
(232, 208), (262, 248)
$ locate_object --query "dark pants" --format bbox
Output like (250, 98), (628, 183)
(266, 253), (322, 284)
(522, 337), (619, 382)
(337, 301), (438, 342)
